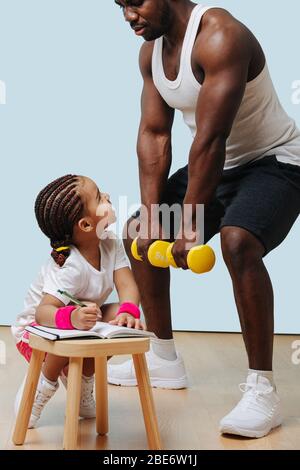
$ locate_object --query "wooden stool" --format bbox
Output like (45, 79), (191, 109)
(12, 334), (162, 450)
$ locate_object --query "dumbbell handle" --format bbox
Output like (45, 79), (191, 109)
(131, 238), (216, 274)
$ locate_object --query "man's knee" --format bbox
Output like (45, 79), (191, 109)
(221, 227), (264, 271)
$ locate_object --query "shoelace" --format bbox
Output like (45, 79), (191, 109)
(239, 383), (274, 396)
(81, 379), (95, 407)
(237, 383), (275, 417)
(32, 383), (54, 415)
(60, 372), (95, 407)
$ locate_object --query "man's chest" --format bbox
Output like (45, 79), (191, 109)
(161, 39), (204, 85)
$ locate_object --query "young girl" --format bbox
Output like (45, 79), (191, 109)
(12, 174), (143, 428)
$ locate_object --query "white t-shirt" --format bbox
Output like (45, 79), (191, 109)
(11, 231), (129, 344)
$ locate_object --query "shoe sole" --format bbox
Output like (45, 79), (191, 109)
(220, 416), (283, 439)
(108, 376), (188, 390)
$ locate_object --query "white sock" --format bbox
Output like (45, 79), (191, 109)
(248, 369), (274, 386)
(82, 374), (94, 382)
(151, 338), (177, 361)
(40, 372), (58, 387)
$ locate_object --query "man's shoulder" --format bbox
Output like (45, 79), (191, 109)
(199, 7), (251, 42)
(200, 7), (242, 31)
(194, 7), (253, 65)
(139, 41), (155, 76)
(140, 40), (155, 56)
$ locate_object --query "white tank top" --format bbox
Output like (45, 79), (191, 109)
(152, 4), (300, 169)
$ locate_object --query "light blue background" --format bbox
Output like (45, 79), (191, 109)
(0, 0), (299, 333)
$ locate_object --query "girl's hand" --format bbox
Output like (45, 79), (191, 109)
(109, 313), (145, 330)
(78, 301), (103, 321)
(97, 308), (103, 321)
(71, 303), (101, 330)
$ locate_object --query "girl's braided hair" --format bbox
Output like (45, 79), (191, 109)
(34, 175), (85, 267)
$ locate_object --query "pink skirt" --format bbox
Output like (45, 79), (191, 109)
(16, 322), (46, 363)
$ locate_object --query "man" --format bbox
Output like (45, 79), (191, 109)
(109, 0), (300, 438)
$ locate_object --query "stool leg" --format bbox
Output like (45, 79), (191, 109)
(63, 357), (83, 450)
(95, 356), (108, 435)
(132, 353), (162, 450)
(12, 349), (45, 445)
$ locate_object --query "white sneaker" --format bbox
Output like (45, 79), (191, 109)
(107, 348), (188, 389)
(60, 371), (96, 418)
(79, 375), (96, 418)
(29, 375), (59, 429)
(219, 373), (283, 438)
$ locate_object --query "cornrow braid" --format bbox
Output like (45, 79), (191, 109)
(35, 175), (84, 266)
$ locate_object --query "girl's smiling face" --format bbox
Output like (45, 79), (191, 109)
(95, 188), (117, 231)
(77, 177), (117, 240)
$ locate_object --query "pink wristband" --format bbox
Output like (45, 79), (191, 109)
(55, 306), (77, 330)
(116, 302), (141, 320)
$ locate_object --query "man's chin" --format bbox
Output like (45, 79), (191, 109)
(142, 30), (163, 42)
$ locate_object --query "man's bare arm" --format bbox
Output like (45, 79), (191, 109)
(183, 10), (255, 226)
(137, 42), (175, 224)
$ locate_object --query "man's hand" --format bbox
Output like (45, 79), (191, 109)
(136, 237), (157, 265)
(136, 214), (169, 264)
(109, 313), (145, 330)
(71, 303), (101, 330)
(172, 229), (200, 270)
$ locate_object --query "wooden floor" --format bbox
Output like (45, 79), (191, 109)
(0, 326), (299, 450)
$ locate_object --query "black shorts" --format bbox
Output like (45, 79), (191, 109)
(132, 155), (300, 256)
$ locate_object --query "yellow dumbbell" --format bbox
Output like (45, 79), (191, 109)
(166, 242), (216, 274)
(131, 238), (216, 274)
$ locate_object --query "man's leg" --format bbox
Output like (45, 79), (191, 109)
(123, 217), (173, 340)
(107, 215), (188, 389)
(219, 225), (283, 438)
(220, 227), (274, 371)
(217, 154), (300, 438)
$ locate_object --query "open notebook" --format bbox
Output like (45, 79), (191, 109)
(25, 322), (156, 341)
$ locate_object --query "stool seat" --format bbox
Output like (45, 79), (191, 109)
(29, 334), (151, 357)
(12, 333), (162, 450)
